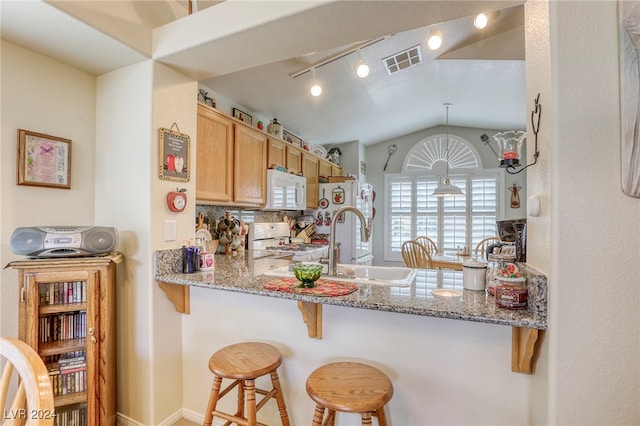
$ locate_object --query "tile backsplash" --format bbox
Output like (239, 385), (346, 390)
(195, 205), (296, 232)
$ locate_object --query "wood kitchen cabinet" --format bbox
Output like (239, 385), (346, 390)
(196, 103), (266, 206)
(267, 138), (302, 174)
(267, 138), (286, 169)
(318, 158), (342, 178)
(10, 253), (122, 426)
(234, 125), (267, 205)
(302, 152), (320, 209)
(286, 148), (302, 174)
(196, 104), (233, 202)
(318, 160), (332, 179)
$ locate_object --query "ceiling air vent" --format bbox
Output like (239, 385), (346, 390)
(383, 45), (423, 75)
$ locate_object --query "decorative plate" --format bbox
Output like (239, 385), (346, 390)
(312, 145), (327, 158)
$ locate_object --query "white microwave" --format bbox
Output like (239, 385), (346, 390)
(266, 169), (307, 210)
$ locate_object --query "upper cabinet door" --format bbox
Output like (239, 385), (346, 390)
(318, 160), (332, 179)
(196, 105), (233, 202)
(234, 125), (267, 205)
(267, 138), (286, 169)
(302, 152), (319, 209)
(287, 148), (302, 174)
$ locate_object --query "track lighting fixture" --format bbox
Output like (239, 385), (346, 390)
(354, 49), (370, 78)
(310, 68), (322, 97)
(427, 31), (443, 50)
(474, 13), (489, 29)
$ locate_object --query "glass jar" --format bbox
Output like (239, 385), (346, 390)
(495, 277), (527, 310)
(486, 254), (515, 296)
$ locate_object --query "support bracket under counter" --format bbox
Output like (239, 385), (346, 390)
(158, 281), (190, 314)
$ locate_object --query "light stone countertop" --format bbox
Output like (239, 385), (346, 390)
(154, 249), (547, 330)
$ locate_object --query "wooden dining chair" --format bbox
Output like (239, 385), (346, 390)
(401, 241), (433, 269)
(0, 337), (55, 426)
(474, 236), (502, 259)
(414, 236), (438, 255)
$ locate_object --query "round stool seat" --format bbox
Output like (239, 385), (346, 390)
(204, 342), (290, 426)
(306, 362), (393, 413)
(209, 342), (282, 379)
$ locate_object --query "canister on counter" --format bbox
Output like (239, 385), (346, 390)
(486, 253), (516, 296)
(495, 277), (527, 309)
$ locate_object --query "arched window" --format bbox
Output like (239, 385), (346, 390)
(385, 133), (501, 262)
(403, 133), (483, 171)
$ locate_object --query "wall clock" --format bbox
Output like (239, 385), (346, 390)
(167, 189), (187, 212)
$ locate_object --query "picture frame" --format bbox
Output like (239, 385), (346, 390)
(232, 107), (252, 125)
(159, 127), (190, 182)
(17, 129), (72, 189)
(282, 129), (303, 148)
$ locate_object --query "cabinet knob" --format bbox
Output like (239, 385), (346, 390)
(91, 336), (97, 344)
(88, 327), (94, 335)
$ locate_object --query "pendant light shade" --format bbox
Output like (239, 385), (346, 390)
(432, 176), (464, 197)
(433, 103), (463, 197)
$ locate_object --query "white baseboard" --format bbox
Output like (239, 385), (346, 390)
(116, 409), (198, 426)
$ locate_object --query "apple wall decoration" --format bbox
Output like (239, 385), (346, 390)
(167, 188), (187, 212)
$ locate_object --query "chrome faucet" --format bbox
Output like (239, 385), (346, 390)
(328, 206), (371, 276)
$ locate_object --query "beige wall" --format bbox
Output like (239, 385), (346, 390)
(94, 60), (197, 425)
(537, 1), (640, 424)
(0, 40), (96, 337)
(2, 1), (640, 424)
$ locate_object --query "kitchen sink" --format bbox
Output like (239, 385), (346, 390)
(263, 264), (417, 287)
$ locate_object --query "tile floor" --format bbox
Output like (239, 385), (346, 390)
(170, 419), (198, 426)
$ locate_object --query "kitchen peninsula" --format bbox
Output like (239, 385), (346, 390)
(155, 249), (547, 374)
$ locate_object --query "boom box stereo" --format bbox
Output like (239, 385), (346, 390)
(10, 226), (118, 258)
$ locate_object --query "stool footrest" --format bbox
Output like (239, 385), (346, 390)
(218, 379), (241, 400)
(255, 387), (277, 411)
(211, 410), (269, 426)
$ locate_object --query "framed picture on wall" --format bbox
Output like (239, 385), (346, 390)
(232, 108), (253, 125)
(159, 127), (190, 182)
(17, 129), (72, 189)
(282, 129), (303, 148)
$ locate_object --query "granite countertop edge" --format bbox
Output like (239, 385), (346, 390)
(155, 271), (547, 330)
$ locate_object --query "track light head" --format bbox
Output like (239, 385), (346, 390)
(355, 60), (370, 78)
(427, 31), (443, 50)
(474, 13), (489, 29)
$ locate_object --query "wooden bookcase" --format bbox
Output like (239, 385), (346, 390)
(9, 253), (122, 426)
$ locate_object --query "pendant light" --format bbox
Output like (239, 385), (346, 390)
(432, 103), (463, 197)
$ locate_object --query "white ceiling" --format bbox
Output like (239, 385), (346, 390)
(0, 0), (526, 147)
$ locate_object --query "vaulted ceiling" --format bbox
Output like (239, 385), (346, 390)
(1, 0), (526, 146)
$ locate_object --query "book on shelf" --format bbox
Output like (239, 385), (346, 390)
(39, 281), (87, 305)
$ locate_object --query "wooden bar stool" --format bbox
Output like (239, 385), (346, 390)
(203, 342), (290, 426)
(306, 362), (393, 426)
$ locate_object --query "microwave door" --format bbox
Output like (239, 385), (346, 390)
(297, 181), (306, 209)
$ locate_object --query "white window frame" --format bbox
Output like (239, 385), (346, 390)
(384, 169), (505, 262)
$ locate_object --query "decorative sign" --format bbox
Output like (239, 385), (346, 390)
(159, 127), (190, 182)
(17, 129), (72, 189)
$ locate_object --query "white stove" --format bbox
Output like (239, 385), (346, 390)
(248, 222), (328, 262)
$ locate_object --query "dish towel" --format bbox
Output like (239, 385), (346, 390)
(263, 277), (357, 297)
